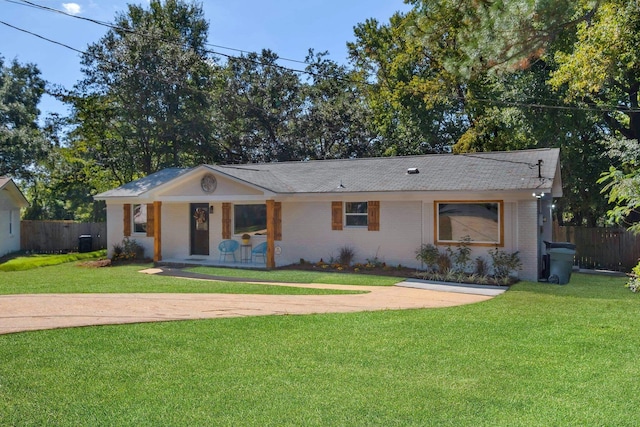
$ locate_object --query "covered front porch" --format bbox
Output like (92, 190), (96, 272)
(150, 198), (281, 269)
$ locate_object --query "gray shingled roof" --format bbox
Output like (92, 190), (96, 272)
(96, 148), (560, 198)
(214, 148), (560, 193)
(95, 168), (191, 198)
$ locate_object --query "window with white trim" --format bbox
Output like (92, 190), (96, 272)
(345, 202), (368, 227)
(9, 210), (13, 235)
(436, 201), (502, 245)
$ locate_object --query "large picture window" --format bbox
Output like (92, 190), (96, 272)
(345, 202), (368, 227)
(436, 201), (503, 245)
(234, 204), (267, 235)
(133, 204), (147, 233)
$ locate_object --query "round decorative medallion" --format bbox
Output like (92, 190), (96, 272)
(200, 174), (217, 193)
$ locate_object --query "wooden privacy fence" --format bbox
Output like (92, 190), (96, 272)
(21, 221), (107, 253)
(553, 222), (640, 272)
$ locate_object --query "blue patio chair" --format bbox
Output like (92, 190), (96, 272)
(218, 239), (239, 262)
(251, 241), (268, 263)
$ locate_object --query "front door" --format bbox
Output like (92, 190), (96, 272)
(190, 203), (210, 255)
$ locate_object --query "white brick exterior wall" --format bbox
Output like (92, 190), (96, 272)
(0, 208), (20, 257)
(517, 200), (539, 281)
(278, 200), (422, 268)
(106, 197), (543, 281)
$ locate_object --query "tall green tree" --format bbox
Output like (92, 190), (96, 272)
(0, 56), (46, 179)
(598, 137), (640, 232)
(22, 114), (111, 221)
(348, 1), (618, 225)
(68, 0), (219, 184)
(214, 50), (303, 163)
(297, 50), (376, 159)
(549, 0), (639, 143)
(348, 13), (467, 155)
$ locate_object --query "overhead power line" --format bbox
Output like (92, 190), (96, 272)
(0, 20), (85, 54)
(5, 0), (310, 66)
(2, 0), (639, 115)
(469, 97), (640, 114)
(3, 0), (346, 84)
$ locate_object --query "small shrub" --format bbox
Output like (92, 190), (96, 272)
(443, 270), (457, 283)
(365, 256), (384, 269)
(489, 247), (522, 279)
(437, 252), (452, 273)
(111, 238), (144, 262)
(497, 276), (512, 286)
(337, 246), (355, 266)
(474, 256), (489, 276)
(415, 244), (440, 271)
(112, 243), (123, 258)
(626, 262), (640, 292)
(475, 274), (490, 285)
(452, 236), (472, 273)
(454, 272), (468, 283)
(431, 272), (444, 282)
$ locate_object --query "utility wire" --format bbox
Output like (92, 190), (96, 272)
(468, 97), (640, 114)
(3, 0), (638, 115)
(4, 0), (348, 84)
(6, 0), (310, 65)
(0, 20), (85, 54)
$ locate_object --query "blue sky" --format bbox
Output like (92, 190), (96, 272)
(1, 0), (410, 117)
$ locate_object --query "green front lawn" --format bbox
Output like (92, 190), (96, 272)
(1, 273), (638, 425)
(186, 265), (403, 286)
(0, 263), (364, 295)
(0, 250), (106, 272)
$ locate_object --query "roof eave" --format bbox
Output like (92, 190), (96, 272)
(1, 179), (29, 208)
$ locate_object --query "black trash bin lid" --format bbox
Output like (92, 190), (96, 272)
(544, 241), (576, 250)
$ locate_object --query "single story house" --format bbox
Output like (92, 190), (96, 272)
(95, 148), (561, 281)
(0, 177), (29, 258)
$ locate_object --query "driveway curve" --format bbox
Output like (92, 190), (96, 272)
(0, 272), (499, 335)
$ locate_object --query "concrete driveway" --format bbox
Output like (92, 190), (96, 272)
(0, 270), (504, 334)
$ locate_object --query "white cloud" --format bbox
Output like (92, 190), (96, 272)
(61, 3), (81, 15)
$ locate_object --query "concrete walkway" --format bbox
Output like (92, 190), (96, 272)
(0, 269), (505, 335)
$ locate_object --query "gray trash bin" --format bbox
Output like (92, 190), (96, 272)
(546, 242), (576, 284)
(78, 235), (93, 253)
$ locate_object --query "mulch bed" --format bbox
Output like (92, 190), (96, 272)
(276, 262), (418, 278)
(77, 259), (113, 268)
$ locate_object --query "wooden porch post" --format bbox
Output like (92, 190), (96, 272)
(153, 201), (162, 262)
(266, 200), (275, 269)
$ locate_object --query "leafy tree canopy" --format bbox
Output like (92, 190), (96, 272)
(68, 0), (218, 184)
(0, 56), (46, 179)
